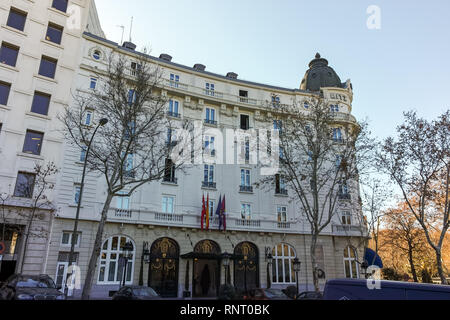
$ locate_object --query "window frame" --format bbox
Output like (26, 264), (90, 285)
(162, 196), (175, 214)
(22, 130), (44, 155)
(38, 56), (58, 79)
(0, 42), (20, 67)
(51, 0), (69, 13)
(272, 243), (297, 284)
(97, 236), (135, 285)
(343, 246), (359, 279)
(0, 81), (11, 106)
(30, 91), (51, 116)
(13, 172), (36, 198)
(45, 22), (64, 45)
(6, 7), (27, 32)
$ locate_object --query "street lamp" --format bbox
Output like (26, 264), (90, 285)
(66, 118), (108, 296)
(266, 252), (273, 289)
(222, 252), (232, 285)
(121, 241), (134, 287)
(360, 260), (369, 279)
(293, 258), (301, 297)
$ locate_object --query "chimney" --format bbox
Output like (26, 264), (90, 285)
(226, 72), (238, 79)
(159, 54), (173, 62)
(122, 41), (137, 50)
(193, 64), (206, 71)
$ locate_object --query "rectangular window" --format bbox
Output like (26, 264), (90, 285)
(7, 8), (27, 31)
(204, 136), (215, 155)
(45, 23), (63, 44)
(162, 196), (174, 213)
(74, 185), (81, 204)
(205, 108), (216, 124)
(271, 95), (280, 108)
(240, 203), (251, 220)
(275, 174), (287, 195)
(0, 82), (11, 106)
(205, 82), (215, 96)
(342, 211), (351, 225)
(116, 192), (130, 210)
(240, 169), (251, 187)
(30, 92), (51, 115)
(23, 130), (44, 155)
(273, 120), (282, 131)
(163, 158), (176, 183)
(52, 0), (68, 13)
(0, 43), (19, 67)
(204, 165), (214, 183)
(38, 56), (57, 79)
(168, 100), (179, 117)
(128, 89), (136, 105)
(13, 172), (35, 198)
(124, 154), (133, 176)
(240, 114), (249, 130)
(80, 146), (87, 162)
(170, 74), (179, 88)
(277, 206), (287, 222)
(333, 128), (342, 141)
(330, 104), (339, 113)
(84, 111), (93, 126)
(90, 78), (97, 90)
(61, 232), (81, 247)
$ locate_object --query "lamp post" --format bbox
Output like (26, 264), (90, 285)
(222, 252), (231, 285)
(139, 242), (150, 285)
(360, 260), (369, 279)
(293, 258), (301, 297)
(66, 118), (108, 296)
(266, 252), (273, 289)
(121, 241), (134, 287)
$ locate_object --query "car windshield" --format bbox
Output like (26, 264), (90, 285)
(16, 277), (56, 288)
(132, 287), (158, 297)
(264, 289), (287, 298)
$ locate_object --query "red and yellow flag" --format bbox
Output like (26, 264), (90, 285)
(206, 193), (210, 230)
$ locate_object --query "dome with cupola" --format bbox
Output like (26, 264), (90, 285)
(300, 53), (345, 92)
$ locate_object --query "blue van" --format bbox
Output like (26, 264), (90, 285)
(323, 279), (450, 300)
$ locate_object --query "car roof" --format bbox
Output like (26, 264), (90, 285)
(326, 279), (450, 292)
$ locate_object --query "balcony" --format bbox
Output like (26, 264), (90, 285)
(332, 224), (367, 237)
(277, 221), (291, 229)
(239, 185), (253, 193)
(167, 111), (181, 118)
(162, 177), (178, 185)
(165, 79), (188, 91)
(235, 219), (260, 228)
(202, 181), (217, 189)
(204, 119), (218, 126)
(115, 209), (132, 218)
(155, 212), (183, 223)
(275, 189), (288, 196)
(338, 193), (351, 201)
(238, 97), (257, 105)
(204, 89), (224, 99)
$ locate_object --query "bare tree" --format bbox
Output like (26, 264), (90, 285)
(377, 110), (449, 284)
(257, 96), (373, 291)
(60, 50), (190, 299)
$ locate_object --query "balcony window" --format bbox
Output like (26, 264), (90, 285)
(116, 191), (130, 210)
(163, 159), (177, 184)
(341, 211), (351, 225)
(239, 90), (248, 103)
(339, 182), (350, 200)
(204, 136), (215, 156)
(38, 56), (57, 79)
(162, 196), (175, 214)
(332, 128), (343, 142)
(275, 174), (287, 195)
(330, 104), (339, 113)
(240, 114), (249, 130)
(90, 78), (97, 90)
(203, 165), (215, 188)
(166, 128), (177, 146)
(271, 95), (280, 108)
(13, 172), (35, 198)
(45, 23), (64, 44)
(30, 92), (51, 115)
(130, 62), (141, 76)
(240, 169), (252, 192)
(205, 107), (216, 125)
(23, 130), (44, 155)
(0, 82), (11, 106)
(124, 154), (134, 177)
(7, 8), (27, 31)
(127, 89), (136, 106)
(205, 82), (215, 96)
(277, 206), (287, 222)
(170, 74), (179, 88)
(74, 185), (81, 204)
(52, 0), (68, 13)
(168, 99), (180, 117)
(0, 43), (19, 67)
(240, 203), (251, 220)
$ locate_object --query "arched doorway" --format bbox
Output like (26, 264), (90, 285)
(148, 238), (179, 297)
(192, 240), (221, 298)
(234, 242), (259, 293)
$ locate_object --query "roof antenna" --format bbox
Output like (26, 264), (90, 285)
(129, 16), (134, 42)
(116, 25), (125, 44)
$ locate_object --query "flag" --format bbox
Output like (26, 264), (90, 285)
(201, 194), (205, 231)
(221, 195), (226, 231)
(216, 195), (222, 230)
(206, 193), (210, 230)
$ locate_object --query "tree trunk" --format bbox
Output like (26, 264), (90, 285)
(310, 234), (320, 292)
(407, 242), (418, 282)
(435, 249), (448, 285)
(20, 209), (36, 273)
(81, 193), (114, 300)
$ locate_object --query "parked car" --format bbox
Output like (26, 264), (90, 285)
(112, 286), (161, 300)
(296, 291), (323, 300)
(323, 278), (450, 300)
(0, 274), (65, 300)
(244, 288), (290, 300)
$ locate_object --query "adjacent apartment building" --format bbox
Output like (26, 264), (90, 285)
(0, 0), (368, 299)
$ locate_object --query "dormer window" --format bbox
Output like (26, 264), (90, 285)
(205, 82), (215, 96)
(170, 74), (180, 88)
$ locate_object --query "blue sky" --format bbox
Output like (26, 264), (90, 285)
(95, 0), (450, 140)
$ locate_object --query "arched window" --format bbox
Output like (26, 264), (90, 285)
(343, 246), (359, 279)
(98, 235), (135, 284)
(272, 243), (296, 284)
